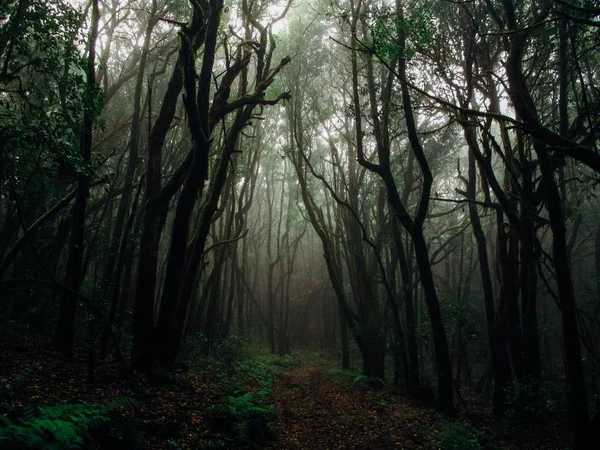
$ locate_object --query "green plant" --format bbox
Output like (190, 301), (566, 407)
(273, 354), (295, 367)
(505, 378), (566, 422)
(206, 393), (276, 444)
(209, 336), (247, 365)
(0, 377), (14, 412)
(0, 398), (135, 449)
(353, 375), (387, 390)
(437, 422), (482, 450)
(328, 367), (360, 381)
(207, 438), (227, 448)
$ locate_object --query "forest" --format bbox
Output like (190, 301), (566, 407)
(1, 0), (599, 448)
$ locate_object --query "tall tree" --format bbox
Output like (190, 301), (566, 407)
(55, 0), (100, 355)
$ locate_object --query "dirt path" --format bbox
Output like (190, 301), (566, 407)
(264, 361), (438, 450)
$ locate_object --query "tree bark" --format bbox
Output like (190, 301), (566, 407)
(501, 0), (590, 444)
(55, 0), (99, 355)
(103, 2), (157, 285)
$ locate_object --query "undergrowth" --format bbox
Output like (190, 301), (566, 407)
(328, 367), (386, 389)
(328, 366), (361, 381)
(206, 393), (277, 444)
(0, 397), (136, 449)
(505, 377), (567, 423)
(190, 337), (302, 447)
(437, 422), (483, 450)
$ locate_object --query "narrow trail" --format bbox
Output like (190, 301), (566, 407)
(264, 360), (438, 450)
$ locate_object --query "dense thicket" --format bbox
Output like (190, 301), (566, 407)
(1, 0), (600, 447)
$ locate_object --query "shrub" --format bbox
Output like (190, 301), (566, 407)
(328, 367), (360, 381)
(205, 393), (276, 444)
(437, 422), (482, 450)
(0, 398), (135, 449)
(352, 375), (387, 390)
(505, 378), (566, 422)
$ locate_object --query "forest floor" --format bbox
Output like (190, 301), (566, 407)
(265, 359), (442, 449)
(0, 333), (570, 449)
(265, 359), (567, 450)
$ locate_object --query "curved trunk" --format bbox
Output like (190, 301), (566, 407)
(392, 221), (418, 391)
(501, 1), (589, 444)
(411, 230), (454, 412)
(55, 0), (99, 355)
(462, 123), (513, 415)
(103, 3), (156, 285)
(537, 145), (589, 448)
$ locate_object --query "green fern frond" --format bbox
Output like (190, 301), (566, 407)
(0, 398), (135, 450)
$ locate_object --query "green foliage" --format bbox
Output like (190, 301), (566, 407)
(328, 367), (387, 390)
(206, 393), (276, 444)
(0, 377), (15, 412)
(0, 0), (104, 214)
(209, 335), (248, 365)
(352, 375), (387, 390)
(329, 367), (362, 383)
(505, 377), (567, 422)
(188, 338), (285, 398)
(437, 422), (482, 450)
(328, 367), (361, 382)
(370, 5), (435, 62)
(206, 438), (227, 448)
(189, 341), (302, 446)
(441, 296), (480, 344)
(0, 398), (135, 449)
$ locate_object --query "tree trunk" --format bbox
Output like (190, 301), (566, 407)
(392, 221), (419, 392)
(340, 306), (350, 370)
(501, 1), (590, 443)
(412, 230), (454, 412)
(103, 4), (156, 285)
(131, 56), (185, 373)
(537, 145), (589, 448)
(55, 0), (99, 355)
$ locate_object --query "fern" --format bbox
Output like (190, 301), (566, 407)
(353, 375), (387, 389)
(438, 422), (482, 450)
(0, 398), (135, 450)
(206, 393), (276, 444)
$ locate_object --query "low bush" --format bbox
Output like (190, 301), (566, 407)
(199, 342), (295, 446)
(0, 398), (135, 449)
(437, 422), (482, 450)
(328, 367), (360, 382)
(505, 377), (566, 422)
(352, 375), (387, 390)
(206, 393), (276, 444)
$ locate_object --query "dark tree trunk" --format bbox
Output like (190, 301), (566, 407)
(596, 223), (600, 300)
(339, 306), (350, 370)
(55, 0), (99, 355)
(100, 175), (144, 356)
(461, 120), (513, 415)
(491, 212), (515, 416)
(360, 334), (386, 379)
(103, 4), (156, 285)
(131, 3), (207, 372)
(411, 230), (454, 412)
(537, 144), (589, 448)
(506, 228), (525, 380)
(348, 1), (453, 410)
(519, 217), (540, 381)
(500, 1), (590, 444)
(162, 113), (241, 364)
(131, 54), (185, 373)
(517, 131), (541, 382)
(154, 0), (223, 367)
(393, 220), (418, 392)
